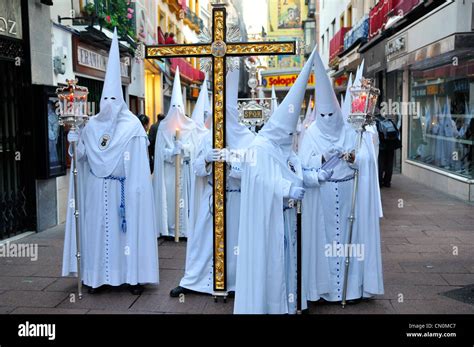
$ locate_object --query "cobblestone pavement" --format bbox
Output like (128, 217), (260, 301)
(0, 175), (473, 314)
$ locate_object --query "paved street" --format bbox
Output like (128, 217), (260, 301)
(0, 174), (473, 314)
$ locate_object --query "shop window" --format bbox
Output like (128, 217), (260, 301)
(408, 59), (474, 179)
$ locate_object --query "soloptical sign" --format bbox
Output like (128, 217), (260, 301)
(262, 72), (315, 90)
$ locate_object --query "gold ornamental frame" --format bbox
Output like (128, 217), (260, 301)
(146, 4), (295, 294)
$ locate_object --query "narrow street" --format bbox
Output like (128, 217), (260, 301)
(0, 174), (472, 314)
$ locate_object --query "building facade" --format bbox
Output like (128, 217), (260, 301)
(0, 0), (209, 240)
(261, 0), (312, 108)
(319, 0), (474, 201)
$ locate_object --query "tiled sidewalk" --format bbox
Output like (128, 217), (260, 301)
(0, 174), (473, 314)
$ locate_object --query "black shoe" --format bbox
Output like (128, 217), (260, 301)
(346, 298), (363, 305)
(227, 291), (235, 298)
(169, 286), (191, 297)
(383, 182), (391, 188)
(87, 285), (104, 294)
(130, 284), (144, 295)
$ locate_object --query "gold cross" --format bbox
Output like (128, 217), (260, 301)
(146, 5), (295, 294)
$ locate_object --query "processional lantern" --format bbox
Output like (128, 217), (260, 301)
(341, 77), (380, 309)
(347, 78), (380, 131)
(56, 79), (89, 299)
(238, 58), (272, 129)
(56, 79), (89, 128)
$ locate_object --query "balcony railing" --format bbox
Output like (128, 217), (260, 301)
(344, 15), (369, 51)
(329, 27), (351, 62)
(369, 0), (422, 40)
(391, 0), (422, 16)
(170, 58), (205, 83)
(184, 7), (204, 33)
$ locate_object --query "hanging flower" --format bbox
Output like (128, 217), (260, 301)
(127, 13), (133, 19)
(105, 15), (111, 23)
(127, 8), (134, 13)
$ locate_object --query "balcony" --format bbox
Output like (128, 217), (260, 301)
(329, 27), (351, 63)
(391, 0), (423, 16)
(184, 7), (204, 33)
(165, 0), (186, 17)
(369, 0), (423, 40)
(169, 58), (205, 84)
(344, 15), (369, 51)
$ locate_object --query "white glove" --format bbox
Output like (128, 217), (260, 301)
(220, 148), (230, 162)
(172, 141), (183, 155)
(205, 148), (222, 162)
(317, 169), (333, 183)
(323, 147), (340, 161)
(288, 186), (305, 200)
(67, 130), (80, 143)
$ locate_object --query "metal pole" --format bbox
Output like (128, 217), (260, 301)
(341, 130), (364, 308)
(71, 129), (83, 300)
(174, 131), (181, 243)
(296, 200), (302, 314)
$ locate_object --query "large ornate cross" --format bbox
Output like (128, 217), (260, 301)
(146, 4), (295, 295)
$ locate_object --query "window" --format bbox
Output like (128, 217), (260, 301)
(331, 19), (336, 37)
(347, 5), (352, 27)
(340, 14), (345, 30)
(407, 59), (474, 179)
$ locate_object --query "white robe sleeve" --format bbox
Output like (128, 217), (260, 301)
(193, 150), (211, 177)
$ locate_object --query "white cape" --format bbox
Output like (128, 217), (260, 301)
(62, 118), (159, 287)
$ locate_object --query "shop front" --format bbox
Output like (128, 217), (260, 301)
(388, 31), (474, 201)
(72, 32), (131, 116)
(261, 68), (315, 113)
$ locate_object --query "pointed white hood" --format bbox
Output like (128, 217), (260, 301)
(309, 49), (345, 149)
(354, 59), (365, 86)
(342, 73), (353, 123)
(204, 82), (213, 129)
(81, 27), (144, 177)
(96, 27), (127, 133)
(270, 85), (278, 114)
(159, 66), (196, 144)
(303, 96), (313, 124)
(191, 75), (209, 128)
(225, 69), (255, 149)
(259, 47), (317, 155)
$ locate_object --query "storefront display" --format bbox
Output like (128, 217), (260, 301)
(409, 59), (474, 179)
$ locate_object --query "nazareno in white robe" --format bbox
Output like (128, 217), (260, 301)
(300, 125), (383, 306)
(62, 116), (159, 288)
(152, 114), (201, 238)
(179, 135), (243, 293)
(234, 135), (303, 314)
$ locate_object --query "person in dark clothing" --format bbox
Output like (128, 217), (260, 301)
(148, 113), (166, 173)
(165, 32), (176, 44)
(137, 114), (150, 132)
(376, 112), (401, 188)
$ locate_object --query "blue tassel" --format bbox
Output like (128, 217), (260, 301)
(121, 219), (127, 233)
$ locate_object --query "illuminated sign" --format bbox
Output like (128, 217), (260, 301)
(262, 72), (315, 89)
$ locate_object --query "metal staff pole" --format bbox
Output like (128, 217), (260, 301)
(174, 129), (181, 243)
(296, 200), (303, 314)
(341, 130), (363, 308)
(341, 77), (380, 308)
(56, 79), (89, 300)
(71, 128), (83, 299)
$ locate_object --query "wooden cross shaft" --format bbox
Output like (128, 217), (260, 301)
(146, 6), (295, 293)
